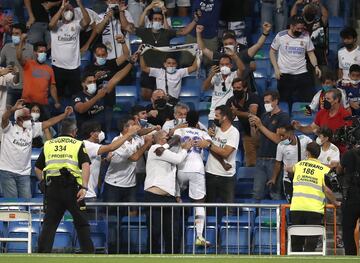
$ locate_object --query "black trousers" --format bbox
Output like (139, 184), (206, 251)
(52, 65), (81, 98)
(342, 201), (360, 255)
(144, 191), (180, 254)
(37, 177), (94, 253)
(289, 211), (323, 252)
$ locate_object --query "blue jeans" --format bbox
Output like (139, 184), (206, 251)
(253, 158), (282, 201)
(0, 170), (32, 198)
(261, 1), (288, 33)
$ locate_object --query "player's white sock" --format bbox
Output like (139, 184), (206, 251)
(195, 206), (205, 238)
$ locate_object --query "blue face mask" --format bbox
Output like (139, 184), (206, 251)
(139, 119), (148, 127)
(95, 56), (107, 66)
(12, 35), (20, 45)
(282, 138), (291, 145)
(37, 52), (47, 64)
(322, 85), (332, 92)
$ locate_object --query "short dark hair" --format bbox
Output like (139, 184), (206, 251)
(148, 11), (163, 21)
(117, 115), (133, 132)
(306, 142), (321, 158)
(81, 121), (101, 139)
(93, 43), (108, 52)
(340, 26), (358, 39)
(263, 90), (280, 102)
(326, 88), (342, 102)
(279, 124), (295, 132)
(222, 32), (236, 42)
(290, 15), (305, 26)
(164, 54), (177, 62)
(232, 77), (248, 88)
(186, 110), (199, 128)
(81, 71), (95, 83)
(12, 23), (27, 33)
(33, 42), (47, 52)
(318, 126), (333, 141)
(131, 105), (146, 116)
(215, 105), (233, 121)
(320, 68), (337, 83)
(349, 64), (360, 74)
(60, 118), (77, 135)
(219, 54), (232, 63)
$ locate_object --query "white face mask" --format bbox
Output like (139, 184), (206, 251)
(63, 10), (74, 21)
(152, 21), (163, 30)
(166, 66), (177, 74)
(31, 112), (40, 121)
(86, 83), (97, 95)
(350, 79), (360, 86)
(22, 120), (32, 129)
(177, 118), (186, 125)
(220, 66), (231, 75)
(224, 45), (235, 53)
(316, 137), (323, 146)
(98, 131), (105, 143)
(108, 3), (119, 8)
(264, 103), (274, 113)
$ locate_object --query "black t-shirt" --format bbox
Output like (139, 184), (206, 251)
(135, 28), (177, 68)
(305, 18), (328, 66)
(73, 91), (105, 129)
(35, 139), (90, 171)
(226, 93), (263, 136)
(145, 104), (174, 127)
(258, 111), (290, 158)
(31, 0), (59, 23)
(340, 149), (360, 203)
(220, 0), (252, 22)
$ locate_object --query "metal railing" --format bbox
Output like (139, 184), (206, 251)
(0, 202), (281, 255)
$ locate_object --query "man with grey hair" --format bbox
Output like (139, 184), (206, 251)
(0, 99), (73, 198)
(144, 130), (193, 253)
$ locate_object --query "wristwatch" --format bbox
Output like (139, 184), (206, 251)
(81, 186), (88, 191)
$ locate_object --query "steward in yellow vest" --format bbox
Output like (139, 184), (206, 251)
(289, 142), (340, 252)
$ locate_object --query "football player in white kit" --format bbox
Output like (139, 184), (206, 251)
(174, 110), (212, 246)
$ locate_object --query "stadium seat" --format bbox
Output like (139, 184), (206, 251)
(80, 51), (92, 72)
(171, 16), (191, 28)
(220, 226), (252, 254)
(115, 85), (138, 112)
(179, 78), (202, 110)
(329, 17), (344, 29)
(291, 102), (309, 117)
(253, 68), (268, 96)
(236, 167), (258, 181)
(120, 222), (147, 253)
(268, 74), (277, 92)
(52, 221), (74, 253)
(279, 102), (289, 113)
(75, 220), (107, 253)
(253, 226), (277, 254)
(255, 59), (271, 77)
(6, 221), (41, 253)
(170, 36), (186, 45)
(185, 225), (217, 254)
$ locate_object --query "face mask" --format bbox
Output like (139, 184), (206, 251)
(108, 3), (119, 8)
(95, 56), (107, 66)
(220, 66), (231, 76)
(31, 112), (40, 121)
(166, 66), (177, 74)
(316, 137), (323, 146)
(282, 138), (291, 145)
(154, 98), (167, 109)
(12, 35), (20, 45)
(63, 10), (74, 21)
(224, 45), (235, 53)
(293, 31), (302, 37)
(264, 103), (274, 113)
(139, 119), (148, 127)
(98, 131), (105, 143)
(323, 100), (332, 110)
(233, 90), (245, 100)
(22, 120), (32, 129)
(176, 118), (186, 125)
(344, 43), (355, 50)
(350, 79), (360, 86)
(152, 21), (163, 31)
(322, 85), (332, 92)
(86, 83), (97, 95)
(37, 52), (47, 64)
(214, 119), (221, 127)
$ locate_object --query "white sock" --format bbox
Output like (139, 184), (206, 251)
(195, 207), (205, 238)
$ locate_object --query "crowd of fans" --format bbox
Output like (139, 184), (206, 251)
(0, 0), (358, 248)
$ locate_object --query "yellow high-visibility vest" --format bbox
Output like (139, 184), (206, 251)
(43, 136), (83, 185)
(290, 158), (330, 214)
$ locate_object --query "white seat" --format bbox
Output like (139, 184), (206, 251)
(287, 225), (326, 256)
(0, 211), (32, 254)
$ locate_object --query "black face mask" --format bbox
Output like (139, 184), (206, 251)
(213, 119), (221, 127)
(154, 98), (167, 110)
(233, 90), (245, 100)
(344, 43), (355, 50)
(323, 100), (332, 110)
(293, 31), (302, 37)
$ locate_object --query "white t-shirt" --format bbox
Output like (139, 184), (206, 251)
(205, 125), (240, 177)
(99, 9), (134, 59)
(74, 7), (101, 32)
(162, 119), (207, 133)
(145, 144), (188, 196)
(83, 140), (102, 198)
(338, 46), (360, 80)
(174, 127), (212, 174)
(271, 30), (314, 74)
(105, 134), (144, 188)
(0, 71), (17, 135)
(276, 135), (313, 182)
(208, 71), (238, 120)
(51, 19), (82, 69)
(309, 88), (349, 111)
(149, 68), (189, 99)
(318, 143), (340, 166)
(0, 122), (42, 175)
